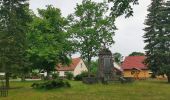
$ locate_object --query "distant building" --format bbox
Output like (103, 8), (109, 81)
(121, 56), (151, 79)
(56, 57), (88, 77)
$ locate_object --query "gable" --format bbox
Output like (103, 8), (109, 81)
(56, 58), (81, 71)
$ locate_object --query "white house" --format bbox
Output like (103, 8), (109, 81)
(56, 57), (88, 77)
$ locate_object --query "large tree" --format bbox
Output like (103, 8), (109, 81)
(27, 5), (72, 79)
(69, 0), (116, 75)
(157, 0), (170, 82)
(143, 0), (166, 78)
(0, 0), (31, 88)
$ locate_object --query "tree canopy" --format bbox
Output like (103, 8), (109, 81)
(0, 0), (32, 87)
(144, 0), (170, 82)
(113, 52), (123, 64)
(129, 52), (145, 56)
(68, 0), (116, 74)
(27, 5), (73, 78)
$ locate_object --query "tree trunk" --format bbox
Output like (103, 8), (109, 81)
(167, 75), (170, 83)
(87, 57), (91, 77)
(46, 70), (50, 80)
(21, 74), (26, 81)
(5, 72), (10, 89)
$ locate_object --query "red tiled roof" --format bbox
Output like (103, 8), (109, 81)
(56, 57), (81, 71)
(121, 56), (147, 70)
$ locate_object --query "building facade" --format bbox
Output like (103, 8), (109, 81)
(56, 57), (88, 77)
(122, 56), (151, 79)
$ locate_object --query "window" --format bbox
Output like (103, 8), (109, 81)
(81, 63), (83, 68)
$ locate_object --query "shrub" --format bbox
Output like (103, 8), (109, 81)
(52, 73), (59, 79)
(74, 71), (89, 81)
(11, 74), (18, 79)
(65, 72), (73, 80)
(31, 79), (71, 90)
(31, 72), (40, 79)
(74, 74), (82, 81)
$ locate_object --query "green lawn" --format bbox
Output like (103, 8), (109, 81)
(0, 80), (170, 100)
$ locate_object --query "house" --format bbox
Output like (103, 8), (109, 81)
(56, 57), (88, 77)
(113, 62), (123, 75)
(121, 56), (151, 79)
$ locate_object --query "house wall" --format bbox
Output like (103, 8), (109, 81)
(123, 69), (151, 79)
(73, 59), (88, 76)
(58, 71), (74, 77)
(58, 71), (65, 77)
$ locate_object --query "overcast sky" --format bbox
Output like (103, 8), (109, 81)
(29, 0), (151, 58)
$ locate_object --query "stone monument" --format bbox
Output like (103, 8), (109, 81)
(97, 47), (114, 83)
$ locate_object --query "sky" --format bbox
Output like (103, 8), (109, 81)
(29, 0), (151, 58)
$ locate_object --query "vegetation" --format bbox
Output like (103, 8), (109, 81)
(0, 0), (32, 88)
(1, 80), (170, 100)
(74, 71), (88, 81)
(144, 0), (170, 82)
(68, 0), (116, 75)
(108, 0), (139, 17)
(160, 0), (170, 83)
(27, 5), (72, 79)
(113, 52), (123, 64)
(65, 72), (74, 80)
(129, 52), (145, 56)
(31, 79), (71, 90)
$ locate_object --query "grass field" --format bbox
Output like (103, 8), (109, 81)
(0, 80), (170, 100)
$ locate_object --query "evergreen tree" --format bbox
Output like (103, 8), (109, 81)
(143, 0), (164, 78)
(158, 0), (170, 82)
(0, 0), (31, 87)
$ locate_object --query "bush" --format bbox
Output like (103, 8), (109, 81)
(31, 79), (71, 90)
(74, 71), (89, 81)
(65, 72), (73, 80)
(74, 74), (82, 81)
(52, 73), (59, 79)
(11, 74), (18, 79)
(31, 72), (40, 79)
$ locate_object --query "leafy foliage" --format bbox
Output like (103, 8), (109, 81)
(144, 0), (170, 82)
(113, 52), (123, 64)
(27, 5), (73, 78)
(65, 72), (74, 80)
(31, 79), (71, 90)
(69, 0), (116, 73)
(0, 0), (32, 87)
(129, 52), (145, 56)
(74, 71), (93, 81)
(109, 0), (139, 17)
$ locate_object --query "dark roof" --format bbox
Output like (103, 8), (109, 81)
(121, 56), (147, 70)
(56, 57), (81, 71)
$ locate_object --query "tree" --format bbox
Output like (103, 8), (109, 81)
(157, 0), (170, 82)
(0, 0), (31, 88)
(69, 0), (116, 76)
(108, 0), (139, 17)
(129, 52), (145, 56)
(113, 52), (123, 64)
(27, 5), (72, 79)
(143, 0), (165, 78)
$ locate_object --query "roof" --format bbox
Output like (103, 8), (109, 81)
(121, 56), (147, 70)
(56, 57), (81, 71)
(114, 62), (123, 72)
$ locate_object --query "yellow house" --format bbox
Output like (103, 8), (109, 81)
(121, 56), (151, 79)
